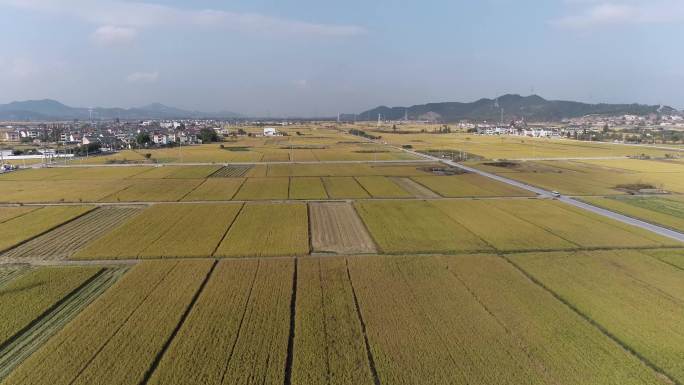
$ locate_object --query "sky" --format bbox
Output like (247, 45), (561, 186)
(0, 0), (683, 116)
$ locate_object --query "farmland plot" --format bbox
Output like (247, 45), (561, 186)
(0, 266), (101, 347)
(215, 203), (309, 258)
(640, 248), (684, 270)
(146, 260), (259, 385)
(292, 258), (374, 385)
(3, 260), (212, 385)
(102, 179), (204, 202)
(150, 259), (293, 385)
(0, 265), (28, 287)
(354, 201), (491, 254)
(322, 177), (370, 199)
(211, 165), (253, 178)
(289, 177), (328, 200)
(132, 166), (219, 179)
(389, 177), (440, 198)
(347, 256), (546, 385)
(233, 177), (289, 200)
(511, 250), (684, 383)
(0, 180), (132, 203)
(1, 207), (143, 262)
(442, 254), (664, 385)
(0, 267), (128, 381)
(581, 197), (684, 232)
(489, 200), (676, 248)
(355, 176), (412, 198)
(0, 206), (94, 253)
(73, 204), (241, 259)
(309, 202), (377, 254)
(412, 175), (532, 197)
(138, 204), (241, 258)
(181, 178), (245, 201)
(429, 200), (575, 251)
(0, 207), (39, 223)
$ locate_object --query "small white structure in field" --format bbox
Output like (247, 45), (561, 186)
(263, 127), (278, 136)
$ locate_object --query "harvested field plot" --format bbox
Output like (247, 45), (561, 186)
(512, 250), (684, 383)
(1, 207), (143, 262)
(211, 165), (253, 178)
(293, 257), (374, 385)
(581, 196), (684, 232)
(73, 204), (241, 259)
(355, 176), (412, 198)
(430, 200), (575, 251)
(322, 177), (370, 199)
(389, 177), (440, 198)
(309, 202), (377, 254)
(233, 177), (289, 200)
(181, 178), (245, 201)
(0, 267), (128, 381)
(0, 266), (100, 347)
(412, 174), (533, 197)
(3, 260), (212, 385)
(289, 177), (328, 200)
(489, 199), (678, 248)
(354, 201), (491, 254)
(102, 179), (204, 202)
(148, 259), (293, 385)
(215, 203), (309, 258)
(0, 206), (93, 253)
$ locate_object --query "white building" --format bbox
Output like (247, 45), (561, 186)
(263, 127), (278, 136)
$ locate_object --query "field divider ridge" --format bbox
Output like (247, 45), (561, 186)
(210, 202), (246, 257)
(344, 258), (382, 385)
(500, 253), (682, 385)
(219, 260), (261, 384)
(283, 258), (298, 385)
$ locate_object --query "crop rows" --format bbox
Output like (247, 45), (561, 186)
(322, 177), (370, 199)
(511, 249), (684, 383)
(73, 204), (241, 259)
(215, 203), (309, 258)
(0, 206), (94, 253)
(309, 202), (377, 254)
(0, 266), (101, 347)
(0, 267), (128, 381)
(1, 207), (143, 261)
(2, 260), (212, 385)
(211, 165), (253, 178)
(292, 258), (374, 385)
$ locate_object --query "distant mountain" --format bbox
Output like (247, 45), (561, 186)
(358, 94), (677, 123)
(0, 99), (242, 120)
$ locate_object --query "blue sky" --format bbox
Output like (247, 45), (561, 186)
(0, 0), (682, 116)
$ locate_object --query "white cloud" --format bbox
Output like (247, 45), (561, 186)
(553, 1), (684, 29)
(91, 25), (137, 46)
(127, 71), (159, 84)
(0, 0), (366, 38)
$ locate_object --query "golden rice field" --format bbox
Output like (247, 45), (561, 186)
(470, 158), (684, 195)
(6, 254), (684, 384)
(2, 132), (684, 384)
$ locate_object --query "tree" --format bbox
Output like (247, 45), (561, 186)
(199, 128), (219, 143)
(136, 132), (151, 147)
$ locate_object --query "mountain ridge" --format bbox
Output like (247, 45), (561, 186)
(357, 94), (678, 123)
(0, 99), (242, 120)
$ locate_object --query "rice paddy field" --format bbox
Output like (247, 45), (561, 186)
(1, 131), (684, 384)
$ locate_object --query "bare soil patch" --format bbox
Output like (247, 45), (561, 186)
(309, 202), (377, 254)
